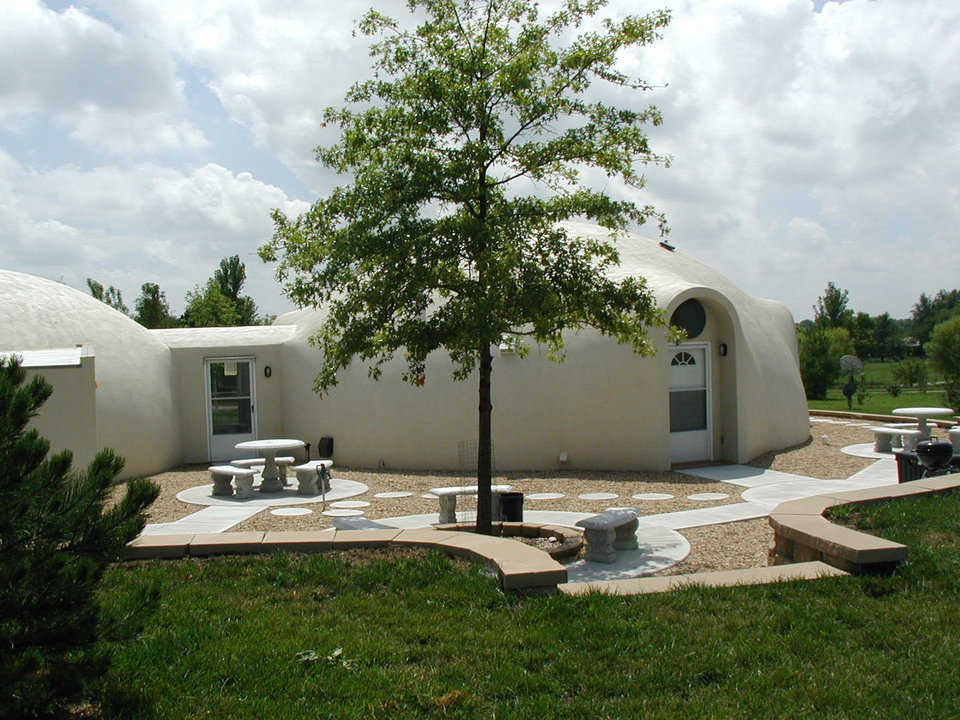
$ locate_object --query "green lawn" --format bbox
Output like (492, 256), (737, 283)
(97, 491), (960, 719)
(808, 389), (952, 416)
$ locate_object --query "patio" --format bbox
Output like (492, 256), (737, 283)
(126, 418), (884, 577)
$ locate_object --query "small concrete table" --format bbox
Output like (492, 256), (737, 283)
(891, 407), (954, 440)
(234, 439), (305, 493)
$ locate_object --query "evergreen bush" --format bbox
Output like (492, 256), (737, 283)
(0, 357), (158, 718)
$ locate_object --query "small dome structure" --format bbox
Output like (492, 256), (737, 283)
(0, 271), (180, 477)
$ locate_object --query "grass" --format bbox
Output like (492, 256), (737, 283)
(96, 493), (960, 719)
(808, 389), (952, 416)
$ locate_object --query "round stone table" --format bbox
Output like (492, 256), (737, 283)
(891, 407), (954, 440)
(234, 438), (305, 493)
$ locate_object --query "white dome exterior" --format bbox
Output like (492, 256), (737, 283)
(0, 270), (180, 477)
(275, 223), (809, 471)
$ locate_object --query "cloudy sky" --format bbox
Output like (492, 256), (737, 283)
(2, 0), (957, 322)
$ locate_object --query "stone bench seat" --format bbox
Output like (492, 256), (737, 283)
(869, 426), (921, 452)
(575, 509), (639, 563)
(230, 456), (297, 484)
(208, 465), (257, 499)
(290, 459), (334, 495)
(429, 484), (514, 524)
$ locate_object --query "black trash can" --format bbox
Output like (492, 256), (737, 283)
(317, 435), (334, 459)
(501, 491), (524, 522)
(895, 451), (923, 483)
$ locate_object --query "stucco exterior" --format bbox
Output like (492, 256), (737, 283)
(274, 222), (809, 471)
(0, 270), (181, 478)
(1, 223), (808, 474)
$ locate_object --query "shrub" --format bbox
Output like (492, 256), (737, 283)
(886, 383), (902, 397)
(0, 357), (159, 719)
(891, 357), (927, 388)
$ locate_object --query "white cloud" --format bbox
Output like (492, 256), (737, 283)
(0, 149), (309, 315)
(0, 1), (206, 156)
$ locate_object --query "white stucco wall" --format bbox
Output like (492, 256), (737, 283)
(274, 223), (810, 470)
(0, 270), (181, 478)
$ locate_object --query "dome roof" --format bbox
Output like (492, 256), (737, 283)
(0, 270), (180, 477)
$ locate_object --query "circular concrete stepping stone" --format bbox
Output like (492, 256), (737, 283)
(322, 508), (365, 517)
(578, 492), (618, 501)
(687, 492), (729, 501)
(374, 491), (413, 498)
(270, 508), (312, 517)
(527, 492), (565, 500)
(631, 492), (674, 501)
(605, 506), (638, 513)
(330, 500), (371, 509)
(421, 492), (439, 499)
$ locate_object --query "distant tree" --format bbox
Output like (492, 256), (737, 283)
(850, 311), (875, 359)
(133, 282), (178, 329)
(813, 281), (853, 329)
(181, 279), (241, 327)
(262, 0), (672, 533)
(214, 255), (261, 325)
(798, 326), (838, 399)
(873, 312), (902, 362)
(0, 357), (158, 718)
(911, 289), (960, 345)
(86, 277), (129, 315)
(926, 316), (960, 411)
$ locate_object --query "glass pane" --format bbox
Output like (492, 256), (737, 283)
(670, 390), (707, 432)
(210, 361), (250, 398)
(211, 399), (252, 435)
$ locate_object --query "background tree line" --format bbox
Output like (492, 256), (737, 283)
(87, 255), (273, 329)
(798, 281), (960, 410)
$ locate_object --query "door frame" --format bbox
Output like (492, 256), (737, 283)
(667, 341), (712, 463)
(204, 356), (258, 462)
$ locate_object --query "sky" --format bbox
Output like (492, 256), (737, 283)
(2, 0), (958, 322)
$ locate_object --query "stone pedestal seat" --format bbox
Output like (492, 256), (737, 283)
(290, 459), (334, 495)
(208, 465), (257, 499)
(430, 485), (514, 524)
(575, 509), (640, 563)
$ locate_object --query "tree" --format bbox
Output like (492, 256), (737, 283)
(797, 325), (849, 399)
(873, 312), (902, 362)
(134, 282), (178, 328)
(0, 357), (158, 718)
(181, 279), (241, 327)
(849, 311), (875, 360)
(911, 288), (960, 345)
(262, 0), (671, 533)
(813, 281), (852, 329)
(926, 315), (960, 411)
(181, 257), (264, 327)
(86, 277), (129, 315)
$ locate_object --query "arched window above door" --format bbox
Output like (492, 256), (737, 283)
(671, 351), (697, 367)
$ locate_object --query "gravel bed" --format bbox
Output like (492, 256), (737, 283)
(128, 418), (878, 576)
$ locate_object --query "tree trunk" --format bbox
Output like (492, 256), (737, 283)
(476, 342), (493, 535)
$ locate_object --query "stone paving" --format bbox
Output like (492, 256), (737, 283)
(140, 416), (902, 582)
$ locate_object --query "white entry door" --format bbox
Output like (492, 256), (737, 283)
(668, 345), (711, 464)
(206, 358), (257, 461)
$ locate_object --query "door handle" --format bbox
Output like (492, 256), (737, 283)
(250, 403), (255, 414)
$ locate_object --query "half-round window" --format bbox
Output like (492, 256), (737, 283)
(670, 299), (706, 339)
(671, 351), (697, 367)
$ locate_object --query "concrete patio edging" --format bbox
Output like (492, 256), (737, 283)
(125, 525), (568, 593)
(768, 473), (960, 573)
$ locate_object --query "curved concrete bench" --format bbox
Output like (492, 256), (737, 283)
(768, 473), (960, 573)
(125, 526), (567, 593)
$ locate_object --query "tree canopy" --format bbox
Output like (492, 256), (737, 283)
(134, 282), (178, 329)
(262, 0), (671, 532)
(86, 277), (129, 315)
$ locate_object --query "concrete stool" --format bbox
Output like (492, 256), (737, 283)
(869, 427), (902, 453)
(899, 429), (922, 452)
(948, 426), (960, 455)
(290, 460), (333, 495)
(575, 510), (639, 563)
(208, 465), (257, 498)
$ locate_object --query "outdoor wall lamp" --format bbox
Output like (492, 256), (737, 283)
(264, 365), (273, 378)
(718, 343), (728, 357)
